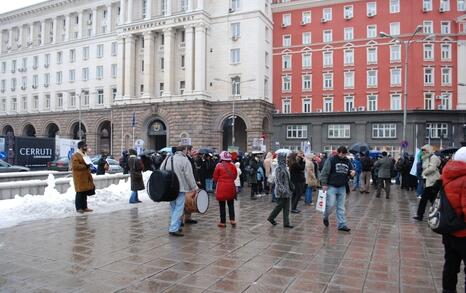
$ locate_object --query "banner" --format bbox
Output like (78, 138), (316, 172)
(56, 137), (80, 159)
(410, 148), (421, 177)
(14, 137), (55, 168)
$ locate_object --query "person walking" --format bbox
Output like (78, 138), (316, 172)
(119, 150), (130, 174)
(413, 144), (441, 221)
(71, 141), (95, 213)
(352, 154), (361, 191)
(263, 152), (273, 195)
(304, 153), (319, 206)
(374, 151), (393, 199)
(320, 146), (355, 232)
(267, 152), (294, 228)
(213, 151), (238, 228)
(440, 147), (466, 293)
(247, 155), (259, 200)
(359, 152), (372, 193)
(128, 149), (144, 204)
(289, 152), (305, 213)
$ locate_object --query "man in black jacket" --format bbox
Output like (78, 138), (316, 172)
(360, 152), (372, 193)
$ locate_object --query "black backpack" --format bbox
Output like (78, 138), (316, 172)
(147, 155), (180, 202)
(428, 184), (466, 235)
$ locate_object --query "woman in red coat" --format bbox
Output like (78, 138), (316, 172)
(441, 146), (466, 292)
(213, 151), (238, 228)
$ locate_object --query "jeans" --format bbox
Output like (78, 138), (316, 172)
(416, 185), (438, 219)
(129, 191), (139, 203)
(376, 178), (391, 198)
(442, 234), (466, 292)
(205, 179), (213, 192)
(268, 197), (290, 226)
(304, 186), (313, 204)
(416, 178), (424, 196)
(323, 186), (347, 229)
(219, 200), (235, 223)
(271, 183), (276, 202)
(169, 192), (185, 233)
(360, 171), (371, 192)
(353, 172), (361, 189)
(75, 192), (88, 211)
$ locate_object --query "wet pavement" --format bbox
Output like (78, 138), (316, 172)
(0, 186), (463, 293)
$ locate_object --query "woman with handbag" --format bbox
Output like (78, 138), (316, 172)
(213, 151), (238, 228)
(128, 149), (144, 204)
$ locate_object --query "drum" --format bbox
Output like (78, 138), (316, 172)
(184, 189), (209, 214)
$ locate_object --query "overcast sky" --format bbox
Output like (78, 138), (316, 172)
(0, 0), (45, 14)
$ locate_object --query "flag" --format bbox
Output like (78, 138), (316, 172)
(131, 112), (136, 128)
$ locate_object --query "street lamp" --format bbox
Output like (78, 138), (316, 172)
(380, 25), (423, 153)
(76, 90), (86, 141)
(214, 77), (256, 147)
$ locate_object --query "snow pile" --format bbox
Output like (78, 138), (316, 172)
(0, 172), (160, 230)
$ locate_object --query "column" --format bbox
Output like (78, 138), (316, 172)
(194, 23), (206, 93)
(145, 0), (152, 20)
(92, 8), (97, 36)
(184, 25), (194, 94)
(197, 0), (204, 10)
(8, 29), (12, 49)
(116, 37), (125, 98)
(143, 31), (155, 97)
(187, 0), (193, 11)
(17, 26), (23, 48)
(127, 0), (133, 23)
(29, 24), (34, 46)
(119, 0), (126, 24)
(163, 27), (174, 96)
(0, 31), (3, 52)
(166, 0), (172, 16)
(78, 11), (83, 38)
(124, 34), (135, 97)
(106, 4), (112, 32)
(64, 14), (71, 41)
(40, 21), (46, 45)
(52, 17), (58, 44)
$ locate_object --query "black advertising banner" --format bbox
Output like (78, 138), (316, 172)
(14, 137), (55, 168)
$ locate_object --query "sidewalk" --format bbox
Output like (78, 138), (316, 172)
(0, 187), (460, 292)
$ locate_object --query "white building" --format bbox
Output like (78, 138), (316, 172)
(0, 0), (274, 154)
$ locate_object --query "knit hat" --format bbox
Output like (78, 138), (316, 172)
(453, 147), (466, 163)
(219, 151), (232, 161)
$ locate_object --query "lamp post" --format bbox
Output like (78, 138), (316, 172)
(76, 89), (86, 140)
(380, 25), (423, 153)
(214, 77), (256, 147)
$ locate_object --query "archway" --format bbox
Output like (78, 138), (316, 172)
(2, 125), (14, 136)
(70, 122), (86, 140)
(97, 121), (111, 154)
(222, 116), (247, 152)
(148, 120), (167, 151)
(45, 123), (60, 138)
(22, 124), (36, 137)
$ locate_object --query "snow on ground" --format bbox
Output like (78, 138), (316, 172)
(0, 171), (161, 230)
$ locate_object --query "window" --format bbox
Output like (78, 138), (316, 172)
(323, 8), (332, 21)
(82, 67), (89, 81)
(441, 43), (451, 60)
(426, 123), (448, 138)
(323, 73), (333, 89)
(344, 71), (354, 89)
(424, 44), (434, 60)
(324, 97), (333, 112)
(112, 88), (117, 101)
(231, 23), (240, 38)
(367, 25), (377, 38)
(459, 0), (465, 11)
(367, 47), (377, 64)
(21, 76), (27, 89)
(344, 49), (354, 65)
(111, 42), (117, 56)
(390, 22), (400, 36)
(21, 58), (27, 71)
(97, 89), (104, 105)
(439, 93), (452, 110)
(111, 64), (117, 78)
(44, 95), (50, 109)
(44, 73), (50, 86)
(440, 0), (450, 11)
(11, 78), (16, 91)
(390, 45), (401, 62)
(265, 52), (270, 68)
(180, 0), (188, 11)
(302, 52), (312, 68)
(230, 49), (240, 64)
(282, 76), (291, 92)
(302, 32), (311, 45)
(282, 99), (291, 114)
(424, 92), (434, 110)
(11, 98), (17, 111)
(423, 21), (433, 34)
(328, 124), (350, 138)
(96, 66), (103, 79)
(69, 92), (76, 108)
(423, 0), (432, 10)
(11, 60), (17, 73)
(367, 70), (377, 87)
(323, 51), (333, 67)
(287, 125), (308, 139)
(83, 46), (89, 60)
(302, 98), (311, 113)
(32, 96), (39, 110)
(231, 0), (240, 11)
(1, 62), (5, 73)
(22, 96), (27, 111)
(97, 44), (104, 58)
(0, 98), (5, 112)
(424, 67), (434, 85)
(264, 78), (269, 98)
(390, 68), (401, 86)
(82, 90), (89, 106)
(441, 68), (452, 85)
(367, 95), (377, 111)
(231, 76), (240, 95)
(441, 21), (451, 34)
(323, 30), (332, 42)
(56, 71), (62, 85)
(160, 57), (164, 70)
(372, 123), (396, 138)
(44, 54), (50, 67)
(69, 69), (75, 82)
(344, 6), (353, 18)
(344, 96), (354, 112)
(391, 94), (401, 110)
(159, 82), (164, 96)
(302, 11), (311, 24)
(390, 0), (400, 13)
(283, 35), (291, 47)
(282, 14), (291, 26)
(57, 94), (63, 109)
(344, 27), (353, 41)
(367, 2), (377, 16)
(0, 80), (5, 92)
(302, 74), (311, 91)
(56, 51), (63, 64)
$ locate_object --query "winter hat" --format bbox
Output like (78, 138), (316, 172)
(219, 151), (232, 161)
(453, 147), (466, 163)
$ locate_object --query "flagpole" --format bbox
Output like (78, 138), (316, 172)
(121, 110), (124, 152)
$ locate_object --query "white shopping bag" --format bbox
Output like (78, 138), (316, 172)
(316, 190), (327, 213)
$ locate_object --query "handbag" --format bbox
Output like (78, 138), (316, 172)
(428, 183), (466, 234)
(147, 155), (180, 202)
(316, 190), (327, 213)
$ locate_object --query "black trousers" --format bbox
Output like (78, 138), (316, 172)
(219, 200), (235, 223)
(268, 198), (290, 226)
(75, 192), (88, 211)
(250, 183), (258, 197)
(442, 234), (466, 292)
(291, 182), (304, 210)
(376, 178), (391, 197)
(416, 185), (438, 219)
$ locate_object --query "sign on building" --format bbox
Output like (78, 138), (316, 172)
(14, 137), (55, 169)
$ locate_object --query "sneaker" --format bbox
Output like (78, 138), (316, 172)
(323, 218), (329, 227)
(338, 226), (351, 232)
(77, 209), (84, 214)
(185, 219), (198, 224)
(230, 220), (237, 227)
(267, 219), (277, 226)
(284, 225), (294, 229)
(169, 231), (184, 237)
(290, 209), (301, 214)
(416, 195), (422, 199)
(218, 223), (226, 228)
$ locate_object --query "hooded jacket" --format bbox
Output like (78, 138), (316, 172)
(441, 159), (466, 237)
(274, 153), (292, 199)
(421, 144), (441, 188)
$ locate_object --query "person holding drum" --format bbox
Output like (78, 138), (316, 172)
(213, 151), (238, 228)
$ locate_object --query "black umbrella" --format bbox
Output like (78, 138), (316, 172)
(198, 148), (215, 154)
(440, 147), (459, 156)
(349, 142), (370, 154)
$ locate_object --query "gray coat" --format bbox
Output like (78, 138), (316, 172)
(374, 156), (393, 179)
(161, 151), (198, 192)
(274, 153), (292, 199)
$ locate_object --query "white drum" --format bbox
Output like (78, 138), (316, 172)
(184, 189), (210, 214)
(196, 189), (209, 214)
